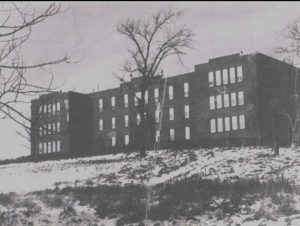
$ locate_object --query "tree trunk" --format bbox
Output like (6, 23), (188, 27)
(274, 143), (280, 155)
(139, 88), (147, 157)
(291, 132), (297, 150)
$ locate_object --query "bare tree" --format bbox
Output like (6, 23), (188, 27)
(116, 8), (194, 156)
(275, 17), (300, 150)
(0, 3), (70, 147)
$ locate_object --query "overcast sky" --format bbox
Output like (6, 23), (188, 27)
(1, 1), (300, 159)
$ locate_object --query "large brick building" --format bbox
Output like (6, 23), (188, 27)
(30, 52), (299, 156)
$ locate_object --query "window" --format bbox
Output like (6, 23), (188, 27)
(39, 105), (44, 115)
(210, 119), (216, 133)
(99, 119), (103, 131)
(57, 122), (60, 133)
(57, 102), (60, 112)
(237, 66), (243, 82)
(44, 105), (47, 115)
(52, 123), (56, 133)
(47, 142), (51, 153)
(215, 70), (221, 86)
(39, 143), (43, 154)
(230, 67), (236, 83)
(43, 105), (47, 114)
(231, 92), (237, 107)
(125, 115), (129, 127)
(185, 127), (190, 140)
(155, 131), (160, 142)
(39, 127), (42, 136)
(154, 88), (159, 102)
(125, 135), (129, 145)
(238, 91), (244, 105)
(184, 105), (190, 119)
(64, 99), (69, 110)
(137, 113), (141, 125)
(135, 92), (141, 106)
(52, 104), (56, 115)
(145, 91), (149, 104)
(66, 112), (69, 122)
(232, 116), (238, 130)
(43, 143), (47, 154)
(155, 102), (161, 111)
(57, 140), (61, 152)
(210, 96), (215, 110)
(169, 108), (174, 120)
(112, 136), (116, 147)
(48, 104), (52, 116)
(39, 105), (43, 114)
(208, 72), (214, 87)
(168, 85), (174, 100)
(184, 82), (189, 97)
(170, 129), (175, 141)
(155, 110), (160, 123)
(217, 118), (223, 132)
(52, 141), (56, 152)
(99, 99), (103, 112)
(222, 69), (229, 85)
(224, 93), (230, 108)
(225, 117), (231, 131)
(124, 94), (128, 108)
(48, 123), (51, 135)
(112, 117), (115, 129)
(111, 96), (116, 109)
(216, 95), (222, 109)
(239, 115), (245, 129)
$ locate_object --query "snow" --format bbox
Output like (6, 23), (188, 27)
(0, 147), (300, 194)
(1, 146), (300, 225)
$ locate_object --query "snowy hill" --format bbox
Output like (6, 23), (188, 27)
(1, 147), (300, 226)
(0, 147), (299, 194)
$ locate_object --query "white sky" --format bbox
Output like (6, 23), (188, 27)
(1, 1), (300, 159)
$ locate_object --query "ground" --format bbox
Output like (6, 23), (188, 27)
(1, 147), (300, 225)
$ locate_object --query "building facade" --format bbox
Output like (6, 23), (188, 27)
(30, 52), (298, 156)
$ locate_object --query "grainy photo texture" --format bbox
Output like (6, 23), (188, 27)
(1, 1), (300, 226)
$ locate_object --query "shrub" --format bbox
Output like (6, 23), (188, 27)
(60, 204), (76, 219)
(277, 194), (299, 216)
(43, 195), (64, 208)
(86, 179), (94, 186)
(0, 192), (16, 206)
(15, 198), (41, 216)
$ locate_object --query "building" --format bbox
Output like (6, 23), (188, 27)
(31, 91), (93, 156)
(30, 52), (299, 156)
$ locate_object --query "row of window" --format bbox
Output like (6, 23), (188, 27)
(209, 91), (244, 110)
(98, 83), (190, 112)
(38, 102), (61, 115)
(38, 140), (61, 154)
(155, 126), (191, 142)
(39, 122), (61, 136)
(111, 134), (130, 147)
(208, 66), (243, 87)
(109, 126), (191, 147)
(38, 99), (69, 117)
(99, 105), (190, 131)
(210, 115), (245, 133)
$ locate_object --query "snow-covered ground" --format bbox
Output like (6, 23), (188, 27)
(1, 147), (300, 225)
(0, 147), (300, 194)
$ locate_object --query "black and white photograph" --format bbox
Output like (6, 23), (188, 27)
(2, 1), (300, 225)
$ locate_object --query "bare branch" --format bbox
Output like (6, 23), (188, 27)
(0, 3), (71, 152)
(116, 8), (194, 156)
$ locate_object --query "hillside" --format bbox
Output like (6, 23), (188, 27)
(1, 147), (300, 225)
